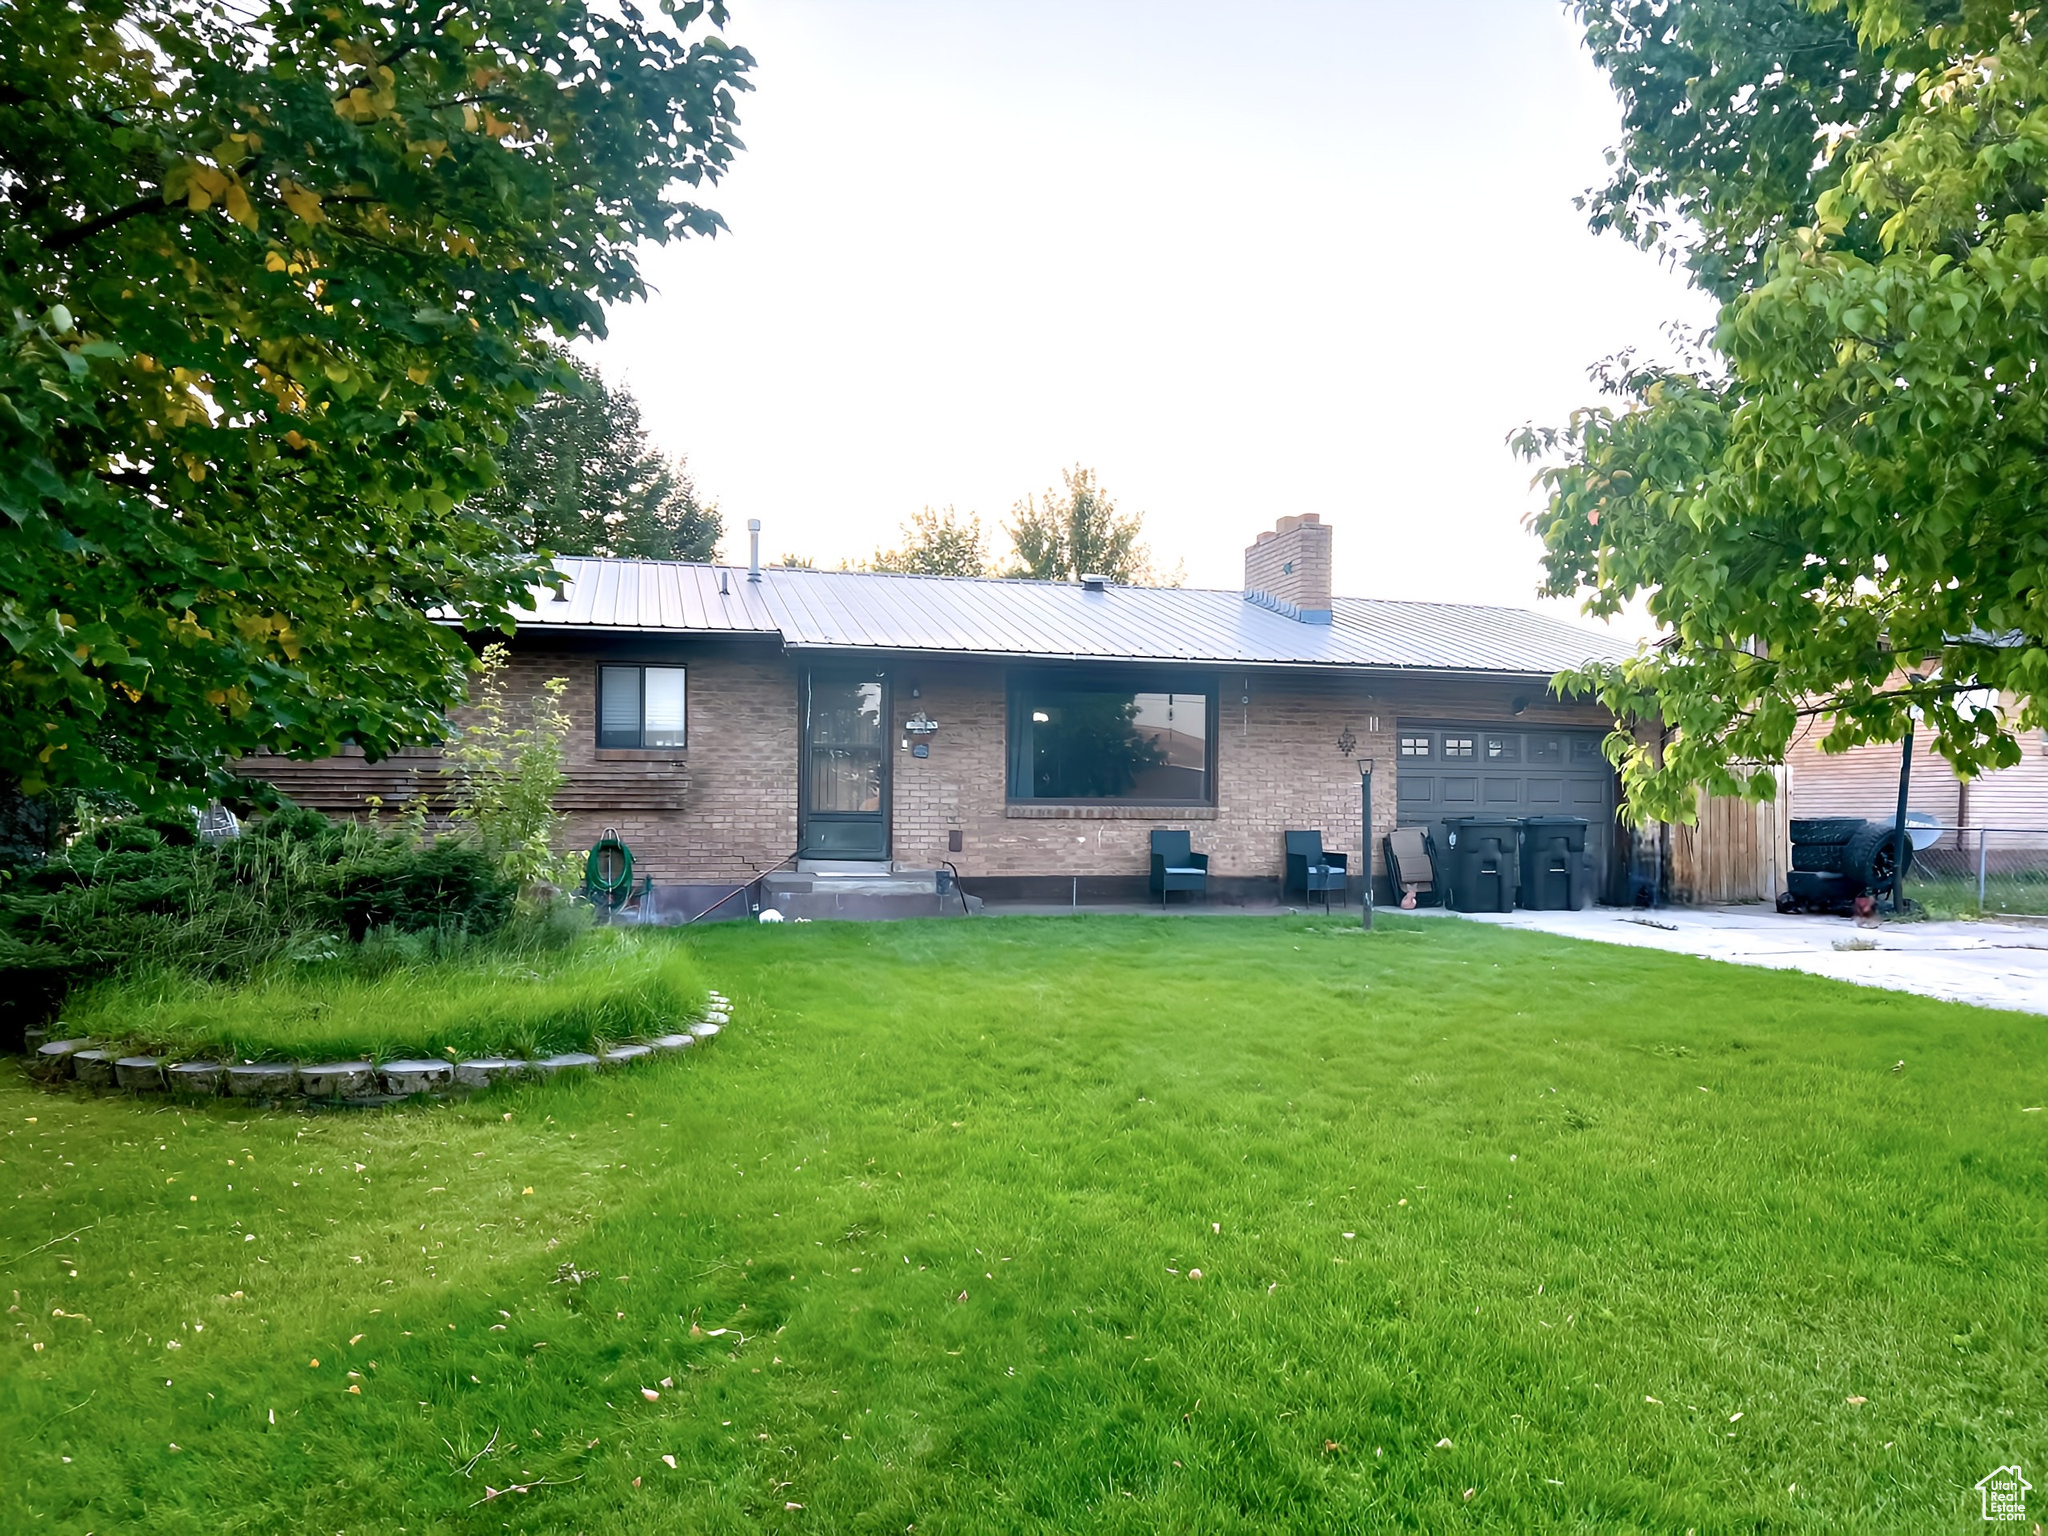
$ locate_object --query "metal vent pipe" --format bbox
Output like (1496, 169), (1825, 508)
(748, 519), (762, 581)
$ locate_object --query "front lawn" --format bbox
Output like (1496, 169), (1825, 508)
(2, 914), (2040, 1532)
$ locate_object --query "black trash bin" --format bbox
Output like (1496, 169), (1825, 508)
(1519, 815), (1592, 910)
(1443, 817), (1520, 913)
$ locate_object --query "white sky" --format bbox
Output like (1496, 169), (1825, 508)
(590, 0), (1717, 637)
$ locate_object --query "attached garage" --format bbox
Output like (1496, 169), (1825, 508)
(1393, 722), (1619, 901)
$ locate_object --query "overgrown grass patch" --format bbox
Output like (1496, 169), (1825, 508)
(2, 913), (2041, 1532)
(56, 925), (708, 1062)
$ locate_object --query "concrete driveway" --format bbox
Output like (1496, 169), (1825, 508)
(1439, 903), (2048, 1015)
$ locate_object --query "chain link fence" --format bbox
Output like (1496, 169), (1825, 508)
(1902, 827), (2048, 919)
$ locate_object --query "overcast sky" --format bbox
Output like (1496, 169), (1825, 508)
(589, 1), (1716, 632)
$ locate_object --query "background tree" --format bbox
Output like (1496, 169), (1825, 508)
(868, 506), (991, 576)
(1005, 466), (1169, 585)
(478, 351), (722, 562)
(1520, 0), (2046, 823)
(0, 0), (752, 809)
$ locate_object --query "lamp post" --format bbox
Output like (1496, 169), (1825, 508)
(1360, 757), (1375, 931)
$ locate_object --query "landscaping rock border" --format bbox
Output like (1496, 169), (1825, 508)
(21, 989), (732, 1108)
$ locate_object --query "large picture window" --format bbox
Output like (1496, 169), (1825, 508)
(1008, 674), (1214, 803)
(598, 664), (687, 748)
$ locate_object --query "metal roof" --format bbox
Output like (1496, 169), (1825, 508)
(509, 558), (1636, 676)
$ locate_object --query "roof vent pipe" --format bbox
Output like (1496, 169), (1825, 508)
(1079, 573), (1110, 592)
(748, 519), (762, 582)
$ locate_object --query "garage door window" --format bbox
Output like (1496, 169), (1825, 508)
(1573, 737), (1600, 763)
(1399, 734), (1432, 758)
(1442, 735), (1475, 759)
(1485, 734), (1518, 762)
(1529, 736), (1561, 763)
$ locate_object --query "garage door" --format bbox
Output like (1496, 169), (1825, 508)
(1393, 723), (1617, 900)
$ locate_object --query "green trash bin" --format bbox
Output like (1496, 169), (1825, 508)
(1444, 817), (1520, 913)
(1519, 815), (1592, 910)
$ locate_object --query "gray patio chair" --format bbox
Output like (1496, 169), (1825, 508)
(1283, 830), (1348, 908)
(1385, 825), (1438, 908)
(1149, 829), (1210, 907)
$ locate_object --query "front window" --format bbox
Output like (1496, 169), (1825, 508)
(598, 664), (687, 748)
(1008, 676), (1213, 802)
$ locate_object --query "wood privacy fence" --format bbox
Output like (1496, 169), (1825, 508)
(1661, 780), (1788, 906)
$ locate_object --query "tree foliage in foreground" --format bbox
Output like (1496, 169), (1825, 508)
(0, 0), (752, 807)
(476, 351), (721, 563)
(1523, 0), (2047, 822)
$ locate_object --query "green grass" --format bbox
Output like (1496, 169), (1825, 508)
(2, 913), (2041, 1532)
(1905, 872), (2048, 922)
(55, 926), (707, 1063)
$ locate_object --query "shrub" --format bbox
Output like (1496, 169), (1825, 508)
(0, 805), (518, 1027)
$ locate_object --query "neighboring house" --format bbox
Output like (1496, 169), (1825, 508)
(1788, 714), (2048, 846)
(247, 515), (1637, 912)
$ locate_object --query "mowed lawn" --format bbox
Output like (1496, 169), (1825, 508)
(2, 915), (2041, 1533)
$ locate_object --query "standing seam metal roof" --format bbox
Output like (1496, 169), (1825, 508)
(509, 558), (1636, 675)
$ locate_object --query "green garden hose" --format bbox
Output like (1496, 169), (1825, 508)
(586, 829), (634, 899)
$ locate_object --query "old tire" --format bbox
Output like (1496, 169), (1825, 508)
(1790, 817), (1864, 846)
(1843, 819), (1913, 895)
(1791, 842), (1848, 873)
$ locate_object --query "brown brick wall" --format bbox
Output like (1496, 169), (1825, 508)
(239, 635), (1615, 890)
(890, 661), (1392, 881)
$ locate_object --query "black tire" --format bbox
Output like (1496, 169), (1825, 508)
(1787, 870), (1855, 902)
(1791, 842), (1848, 873)
(1776, 890), (1798, 914)
(1843, 819), (1913, 894)
(1791, 816), (1864, 846)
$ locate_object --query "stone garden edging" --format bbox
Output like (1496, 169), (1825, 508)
(21, 990), (732, 1107)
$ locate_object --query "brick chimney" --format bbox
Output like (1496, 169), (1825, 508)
(1243, 514), (1333, 624)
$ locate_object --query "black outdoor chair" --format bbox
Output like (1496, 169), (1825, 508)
(1149, 829), (1210, 907)
(1283, 830), (1349, 908)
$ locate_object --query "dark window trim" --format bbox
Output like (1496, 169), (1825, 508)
(597, 662), (688, 751)
(1005, 667), (1219, 807)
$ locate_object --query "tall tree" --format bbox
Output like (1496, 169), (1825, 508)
(1006, 466), (1166, 585)
(868, 506), (990, 576)
(479, 352), (722, 562)
(1520, 0), (2046, 823)
(0, 0), (751, 806)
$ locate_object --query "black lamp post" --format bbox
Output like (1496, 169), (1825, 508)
(1360, 757), (1375, 931)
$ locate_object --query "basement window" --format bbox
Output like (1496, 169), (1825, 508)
(598, 664), (687, 749)
(1007, 673), (1215, 804)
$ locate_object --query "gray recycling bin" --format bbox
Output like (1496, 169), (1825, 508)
(1519, 815), (1592, 910)
(1444, 816), (1520, 913)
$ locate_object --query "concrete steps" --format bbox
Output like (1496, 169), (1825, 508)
(761, 865), (981, 921)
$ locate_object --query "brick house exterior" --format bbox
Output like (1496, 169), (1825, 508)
(245, 516), (1630, 911)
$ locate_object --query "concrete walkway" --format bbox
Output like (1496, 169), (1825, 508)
(1436, 904), (2048, 1016)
